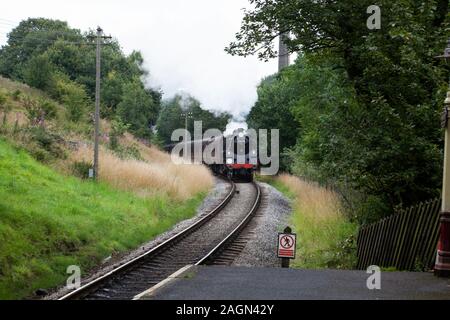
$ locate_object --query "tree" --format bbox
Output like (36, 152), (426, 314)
(22, 54), (55, 90)
(117, 81), (160, 138)
(109, 116), (130, 150)
(0, 17), (163, 138)
(231, 0), (450, 219)
(0, 18), (81, 80)
(101, 71), (125, 117)
(247, 70), (301, 155)
(53, 75), (89, 122)
(156, 94), (231, 145)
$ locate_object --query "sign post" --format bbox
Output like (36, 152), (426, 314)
(278, 226), (296, 268)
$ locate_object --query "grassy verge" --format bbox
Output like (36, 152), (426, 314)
(0, 139), (206, 299)
(258, 174), (357, 269)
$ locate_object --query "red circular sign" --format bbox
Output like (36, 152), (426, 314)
(280, 235), (294, 249)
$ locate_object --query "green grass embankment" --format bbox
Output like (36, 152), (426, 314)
(258, 174), (357, 269)
(0, 139), (205, 299)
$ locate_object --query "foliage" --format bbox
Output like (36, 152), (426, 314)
(11, 90), (22, 101)
(0, 18), (81, 79)
(23, 97), (57, 126)
(0, 91), (7, 107)
(112, 144), (143, 161)
(109, 116), (130, 150)
(156, 94), (232, 145)
(246, 69), (301, 169)
(52, 75), (89, 122)
(71, 160), (92, 179)
(39, 99), (58, 120)
(0, 139), (206, 299)
(21, 54), (55, 91)
(235, 1), (450, 220)
(263, 174), (358, 269)
(25, 126), (65, 161)
(0, 18), (162, 138)
(116, 81), (160, 138)
(0, 93), (11, 126)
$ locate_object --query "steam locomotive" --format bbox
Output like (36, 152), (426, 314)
(165, 129), (257, 182)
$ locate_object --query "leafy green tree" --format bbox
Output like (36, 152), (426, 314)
(233, 0), (450, 219)
(101, 71), (125, 117)
(0, 18), (81, 80)
(53, 75), (90, 122)
(117, 81), (160, 138)
(156, 94), (231, 145)
(109, 116), (130, 150)
(156, 96), (184, 145)
(22, 54), (55, 90)
(45, 39), (88, 83)
(247, 70), (301, 155)
(0, 17), (163, 140)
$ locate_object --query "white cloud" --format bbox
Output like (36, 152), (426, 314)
(0, 0), (279, 118)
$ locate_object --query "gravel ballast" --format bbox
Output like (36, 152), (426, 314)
(232, 182), (292, 267)
(48, 177), (230, 299)
(48, 179), (292, 299)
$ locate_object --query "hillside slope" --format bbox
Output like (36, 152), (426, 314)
(0, 76), (214, 299)
(0, 139), (206, 299)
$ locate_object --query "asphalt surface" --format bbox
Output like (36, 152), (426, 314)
(139, 265), (450, 300)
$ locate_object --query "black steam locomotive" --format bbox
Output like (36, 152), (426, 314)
(165, 129), (257, 182)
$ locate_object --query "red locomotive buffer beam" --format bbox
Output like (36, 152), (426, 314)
(228, 164), (254, 169)
(435, 212), (450, 277)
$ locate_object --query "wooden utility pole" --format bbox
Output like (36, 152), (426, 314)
(181, 111), (193, 160)
(93, 27), (111, 181)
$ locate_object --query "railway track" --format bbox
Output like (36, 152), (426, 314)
(59, 179), (261, 300)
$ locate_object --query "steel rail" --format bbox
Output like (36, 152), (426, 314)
(58, 179), (236, 300)
(196, 181), (261, 266)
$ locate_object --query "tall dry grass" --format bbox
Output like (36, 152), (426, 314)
(277, 173), (342, 221)
(71, 141), (213, 201)
(275, 173), (357, 269)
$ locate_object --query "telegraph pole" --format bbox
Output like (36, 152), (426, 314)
(181, 111), (193, 150)
(92, 27), (111, 181)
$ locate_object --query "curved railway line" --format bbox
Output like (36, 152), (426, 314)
(58, 179), (261, 300)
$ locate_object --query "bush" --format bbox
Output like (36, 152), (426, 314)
(109, 116), (130, 151)
(0, 91), (6, 106)
(71, 160), (92, 179)
(28, 145), (51, 162)
(39, 99), (57, 120)
(11, 89), (22, 101)
(0, 92), (9, 126)
(23, 97), (46, 126)
(22, 54), (55, 91)
(23, 97), (57, 125)
(26, 127), (66, 160)
(52, 75), (89, 122)
(29, 126), (54, 149)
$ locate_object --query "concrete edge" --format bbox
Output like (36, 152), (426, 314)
(133, 264), (196, 300)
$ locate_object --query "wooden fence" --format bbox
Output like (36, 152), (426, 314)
(356, 198), (441, 271)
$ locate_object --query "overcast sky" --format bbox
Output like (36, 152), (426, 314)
(0, 0), (279, 122)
